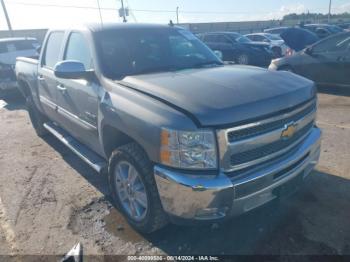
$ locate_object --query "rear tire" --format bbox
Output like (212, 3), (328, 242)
(108, 142), (168, 233)
(26, 95), (49, 137)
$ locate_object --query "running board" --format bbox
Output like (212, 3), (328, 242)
(43, 122), (107, 173)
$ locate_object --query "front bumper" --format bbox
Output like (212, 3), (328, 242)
(154, 127), (321, 222)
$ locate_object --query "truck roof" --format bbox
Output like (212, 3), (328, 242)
(47, 23), (181, 33)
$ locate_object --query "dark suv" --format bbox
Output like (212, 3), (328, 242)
(304, 24), (344, 39)
(199, 32), (273, 67)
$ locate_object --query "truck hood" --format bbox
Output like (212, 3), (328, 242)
(119, 65), (316, 127)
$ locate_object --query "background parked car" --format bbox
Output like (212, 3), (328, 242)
(338, 23), (350, 31)
(0, 37), (40, 94)
(264, 27), (290, 35)
(279, 27), (319, 56)
(304, 24), (344, 39)
(269, 32), (350, 88)
(245, 32), (289, 57)
(199, 32), (273, 66)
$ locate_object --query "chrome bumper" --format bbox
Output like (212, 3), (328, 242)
(154, 127), (321, 221)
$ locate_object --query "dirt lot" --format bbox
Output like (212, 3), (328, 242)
(0, 88), (349, 258)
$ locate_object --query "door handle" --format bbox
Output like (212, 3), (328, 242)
(56, 84), (67, 92)
(38, 75), (45, 81)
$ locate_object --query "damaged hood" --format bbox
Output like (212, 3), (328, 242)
(119, 65), (316, 127)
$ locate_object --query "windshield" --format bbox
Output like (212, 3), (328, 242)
(237, 36), (252, 43)
(226, 33), (251, 43)
(328, 25), (343, 33)
(95, 28), (222, 79)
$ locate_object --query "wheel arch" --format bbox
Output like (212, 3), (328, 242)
(101, 124), (139, 159)
(17, 79), (32, 98)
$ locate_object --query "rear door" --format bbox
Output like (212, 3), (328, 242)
(55, 31), (100, 151)
(37, 31), (65, 122)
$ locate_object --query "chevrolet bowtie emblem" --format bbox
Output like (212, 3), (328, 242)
(281, 122), (297, 139)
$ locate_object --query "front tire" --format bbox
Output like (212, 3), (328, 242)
(26, 96), (49, 137)
(108, 142), (168, 233)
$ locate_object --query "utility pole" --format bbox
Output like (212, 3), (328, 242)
(96, 0), (103, 26)
(120, 0), (127, 23)
(1, 0), (13, 36)
(176, 6), (179, 24)
(328, 0), (332, 24)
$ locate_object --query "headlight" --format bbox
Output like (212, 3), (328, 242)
(160, 128), (217, 169)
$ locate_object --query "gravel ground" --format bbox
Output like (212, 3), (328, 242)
(0, 87), (349, 258)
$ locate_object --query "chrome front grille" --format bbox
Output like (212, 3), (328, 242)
(227, 101), (316, 142)
(217, 99), (317, 173)
(230, 122), (313, 166)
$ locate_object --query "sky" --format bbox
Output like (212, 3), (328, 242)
(1, 0), (350, 30)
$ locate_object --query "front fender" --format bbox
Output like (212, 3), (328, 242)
(97, 85), (198, 163)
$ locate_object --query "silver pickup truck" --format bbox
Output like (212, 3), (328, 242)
(15, 24), (321, 233)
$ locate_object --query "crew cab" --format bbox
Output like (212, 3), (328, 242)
(16, 24), (321, 233)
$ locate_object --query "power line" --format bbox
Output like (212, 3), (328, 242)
(8, 1), (347, 15)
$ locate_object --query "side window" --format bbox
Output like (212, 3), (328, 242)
(217, 35), (231, 44)
(247, 35), (256, 41)
(6, 43), (16, 52)
(64, 33), (93, 70)
(256, 35), (266, 42)
(313, 34), (350, 53)
(43, 32), (64, 68)
(204, 35), (217, 42)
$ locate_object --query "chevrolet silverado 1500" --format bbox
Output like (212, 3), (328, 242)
(15, 24), (321, 233)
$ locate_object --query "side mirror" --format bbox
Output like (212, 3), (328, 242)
(213, 50), (223, 60)
(54, 60), (92, 79)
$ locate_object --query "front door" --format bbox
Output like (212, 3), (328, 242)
(55, 32), (101, 153)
